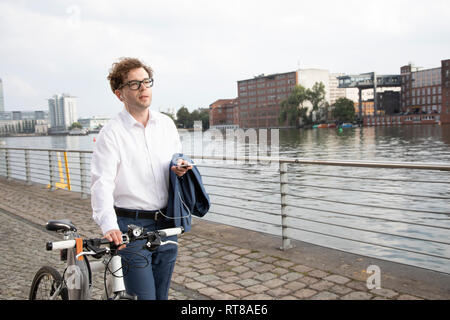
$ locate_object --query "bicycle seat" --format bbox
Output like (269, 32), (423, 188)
(46, 219), (77, 232)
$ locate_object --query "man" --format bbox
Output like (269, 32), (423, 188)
(90, 57), (192, 300)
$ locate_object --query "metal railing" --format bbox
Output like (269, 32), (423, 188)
(1, 147), (450, 274)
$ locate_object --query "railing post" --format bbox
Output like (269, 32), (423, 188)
(5, 148), (11, 180)
(25, 149), (31, 185)
(48, 150), (55, 190)
(279, 161), (293, 250)
(79, 152), (88, 199)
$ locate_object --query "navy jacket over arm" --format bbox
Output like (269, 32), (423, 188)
(166, 153), (210, 232)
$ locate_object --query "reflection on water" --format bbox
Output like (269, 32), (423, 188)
(1, 125), (449, 273)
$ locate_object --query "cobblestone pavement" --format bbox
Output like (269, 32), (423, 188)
(0, 177), (444, 300)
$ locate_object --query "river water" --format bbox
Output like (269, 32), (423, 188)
(1, 124), (449, 273)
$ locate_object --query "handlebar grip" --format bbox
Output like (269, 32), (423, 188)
(46, 239), (76, 251)
(158, 227), (184, 237)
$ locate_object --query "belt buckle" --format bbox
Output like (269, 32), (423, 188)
(154, 211), (158, 221)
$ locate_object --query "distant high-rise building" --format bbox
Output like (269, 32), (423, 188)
(0, 78), (5, 112)
(48, 94), (77, 131)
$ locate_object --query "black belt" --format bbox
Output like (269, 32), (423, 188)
(114, 206), (166, 220)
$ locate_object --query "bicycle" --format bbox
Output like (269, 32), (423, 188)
(29, 219), (184, 300)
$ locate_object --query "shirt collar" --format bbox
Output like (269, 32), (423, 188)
(119, 108), (160, 128)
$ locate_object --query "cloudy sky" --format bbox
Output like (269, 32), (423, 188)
(1, 0), (449, 118)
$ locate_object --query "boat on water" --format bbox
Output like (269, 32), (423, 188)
(341, 123), (353, 128)
(68, 128), (88, 136)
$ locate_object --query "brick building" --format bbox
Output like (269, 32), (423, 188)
(441, 59), (450, 124)
(400, 59), (450, 123)
(209, 98), (239, 129)
(237, 71), (298, 128)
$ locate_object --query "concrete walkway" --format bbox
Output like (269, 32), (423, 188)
(0, 177), (449, 300)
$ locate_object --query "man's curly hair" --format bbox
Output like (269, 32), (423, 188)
(107, 57), (153, 93)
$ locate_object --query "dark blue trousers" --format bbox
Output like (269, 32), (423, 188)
(117, 216), (178, 300)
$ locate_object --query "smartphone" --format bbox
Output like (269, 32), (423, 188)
(177, 163), (196, 168)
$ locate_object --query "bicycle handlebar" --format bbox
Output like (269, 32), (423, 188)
(46, 226), (184, 254)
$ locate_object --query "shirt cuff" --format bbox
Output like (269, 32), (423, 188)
(99, 216), (120, 235)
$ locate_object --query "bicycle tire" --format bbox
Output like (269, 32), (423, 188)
(29, 266), (69, 300)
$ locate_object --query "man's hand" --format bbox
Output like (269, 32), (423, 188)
(104, 229), (126, 250)
(171, 159), (193, 177)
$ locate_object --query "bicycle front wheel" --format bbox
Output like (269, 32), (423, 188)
(29, 266), (68, 300)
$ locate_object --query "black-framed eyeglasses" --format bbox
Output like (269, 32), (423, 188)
(118, 78), (154, 90)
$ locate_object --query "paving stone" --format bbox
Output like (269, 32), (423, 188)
(184, 281), (207, 290)
(272, 267), (290, 275)
(397, 294), (423, 300)
(346, 280), (369, 291)
(298, 276), (319, 285)
(247, 284), (269, 294)
(254, 272), (277, 282)
(198, 268), (216, 275)
(267, 287), (292, 297)
(217, 271), (237, 278)
(329, 284), (353, 295)
(237, 278), (260, 287)
(229, 289), (252, 298)
(370, 288), (399, 299)
(243, 293), (273, 300)
(279, 295), (298, 300)
(293, 288), (317, 299)
(195, 274), (220, 283)
(274, 260), (295, 268)
(233, 248), (252, 255)
(253, 264), (274, 273)
(246, 252), (266, 259)
(310, 291), (339, 300)
(222, 253), (241, 261)
(280, 272), (303, 281)
(232, 266), (250, 273)
(284, 281), (306, 291)
(198, 287), (221, 297)
(308, 270), (330, 278)
(217, 283), (243, 292)
(291, 264), (314, 274)
(264, 278), (287, 289)
(341, 291), (373, 300)
(239, 271), (259, 279)
(222, 276), (241, 284)
(260, 256), (279, 263)
(309, 280), (335, 291)
(324, 275), (351, 285)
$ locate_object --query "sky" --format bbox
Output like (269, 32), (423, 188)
(1, 0), (449, 118)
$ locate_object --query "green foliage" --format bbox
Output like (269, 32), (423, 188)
(279, 83), (326, 126)
(175, 106), (209, 129)
(306, 82), (326, 111)
(69, 122), (83, 130)
(332, 98), (355, 123)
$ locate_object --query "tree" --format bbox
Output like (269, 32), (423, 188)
(197, 109), (210, 130)
(306, 82), (327, 123)
(279, 85), (308, 127)
(69, 122), (83, 130)
(176, 106), (192, 128)
(306, 82), (326, 112)
(332, 98), (355, 123)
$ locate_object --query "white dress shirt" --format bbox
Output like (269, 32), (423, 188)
(90, 108), (182, 234)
